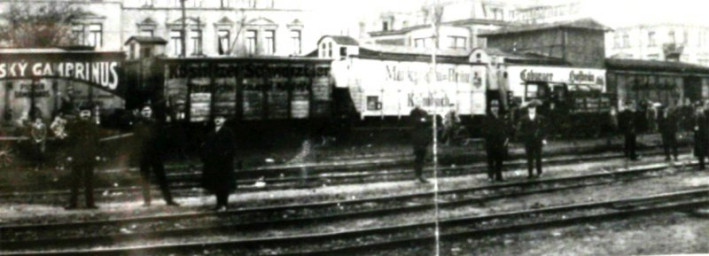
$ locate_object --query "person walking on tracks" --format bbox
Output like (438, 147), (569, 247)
(133, 105), (179, 207)
(410, 104), (431, 183)
(695, 103), (709, 170)
(517, 100), (546, 179)
(65, 105), (101, 210)
(483, 100), (511, 182)
(200, 116), (236, 211)
(619, 102), (639, 160)
(658, 105), (679, 161)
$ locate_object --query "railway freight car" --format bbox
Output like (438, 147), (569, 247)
(124, 56), (334, 148)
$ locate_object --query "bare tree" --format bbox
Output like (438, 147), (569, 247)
(0, 1), (85, 48)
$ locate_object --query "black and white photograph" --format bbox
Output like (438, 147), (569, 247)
(1, 0), (709, 255)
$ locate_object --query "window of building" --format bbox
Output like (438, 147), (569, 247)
(248, 0), (256, 8)
(170, 30), (184, 56)
(217, 29), (230, 55)
(448, 36), (466, 49)
(130, 43), (137, 59)
(190, 29), (202, 55)
(648, 31), (656, 47)
(327, 42), (332, 57)
(246, 30), (257, 54)
(669, 30), (676, 44)
(84, 24), (102, 47)
(340, 47), (347, 59)
(143, 0), (154, 7)
(264, 30), (275, 55)
(71, 24), (83, 45)
(622, 33), (629, 48)
(139, 29), (154, 37)
(683, 30), (688, 45)
(414, 38), (426, 48)
(221, 0), (230, 8)
(613, 34), (620, 48)
(647, 54), (660, 60)
(382, 21), (389, 31)
(290, 30), (301, 55)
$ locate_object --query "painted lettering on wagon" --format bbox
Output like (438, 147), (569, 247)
(385, 64), (473, 84)
(0, 61), (119, 90)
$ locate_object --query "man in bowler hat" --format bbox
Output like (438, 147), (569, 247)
(484, 100), (512, 181)
(65, 104), (101, 209)
(410, 103), (431, 183)
(517, 100), (547, 178)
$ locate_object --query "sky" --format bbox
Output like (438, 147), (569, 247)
(300, 0), (709, 31)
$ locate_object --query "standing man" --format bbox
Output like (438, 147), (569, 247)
(619, 102), (639, 160)
(65, 105), (101, 210)
(658, 106), (679, 161)
(442, 104), (461, 145)
(133, 105), (179, 207)
(694, 103), (708, 169)
(517, 100), (546, 179)
(483, 100), (511, 182)
(410, 103), (431, 183)
(200, 116), (236, 211)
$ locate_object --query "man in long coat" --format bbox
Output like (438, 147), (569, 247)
(410, 104), (431, 183)
(658, 106), (679, 161)
(483, 100), (511, 181)
(695, 104), (709, 170)
(200, 115), (236, 211)
(133, 105), (179, 206)
(619, 102), (639, 160)
(65, 105), (101, 209)
(517, 100), (546, 178)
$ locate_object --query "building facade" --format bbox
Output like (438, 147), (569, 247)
(607, 23), (709, 67)
(0, 0), (317, 58)
(479, 19), (608, 68)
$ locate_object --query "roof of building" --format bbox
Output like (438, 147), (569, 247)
(605, 58), (709, 74)
(369, 19), (509, 37)
(317, 36), (359, 46)
(478, 18), (611, 37)
(124, 36), (168, 45)
(473, 47), (570, 65)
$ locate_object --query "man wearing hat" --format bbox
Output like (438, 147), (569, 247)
(410, 103), (431, 183)
(658, 105), (679, 161)
(517, 99), (546, 178)
(65, 104), (101, 209)
(132, 104), (179, 206)
(619, 101), (638, 160)
(483, 100), (512, 181)
(694, 103), (709, 169)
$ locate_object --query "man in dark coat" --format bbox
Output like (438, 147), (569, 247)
(483, 100), (511, 181)
(65, 105), (101, 210)
(658, 106), (679, 161)
(200, 115), (236, 211)
(517, 100), (546, 178)
(133, 105), (179, 206)
(410, 104), (431, 183)
(619, 102), (639, 160)
(695, 104), (709, 170)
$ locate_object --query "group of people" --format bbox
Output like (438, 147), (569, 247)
(21, 104), (238, 211)
(410, 99), (547, 183)
(411, 98), (709, 184)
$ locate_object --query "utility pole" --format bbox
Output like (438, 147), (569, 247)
(181, 0), (187, 58)
(429, 1), (441, 256)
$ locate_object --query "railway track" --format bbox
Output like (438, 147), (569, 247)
(0, 160), (701, 255)
(0, 148), (687, 204)
(0, 141), (661, 194)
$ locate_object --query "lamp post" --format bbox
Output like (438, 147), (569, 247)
(429, 2), (441, 256)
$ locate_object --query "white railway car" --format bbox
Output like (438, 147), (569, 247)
(330, 54), (488, 120)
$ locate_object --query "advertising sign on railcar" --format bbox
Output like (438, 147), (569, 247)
(505, 65), (606, 103)
(336, 58), (487, 118)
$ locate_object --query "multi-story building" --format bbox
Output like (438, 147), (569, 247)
(607, 23), (709, 66)
(0, 0), (316, 58)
